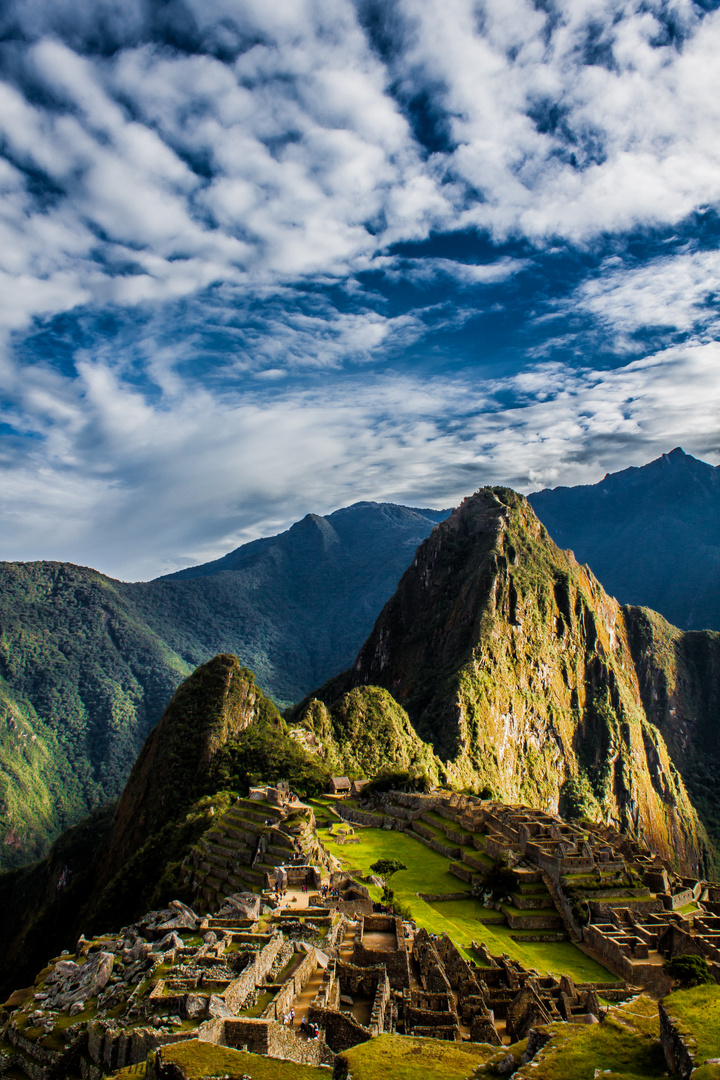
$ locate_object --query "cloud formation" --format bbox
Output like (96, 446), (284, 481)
(1, 0), (720, 575)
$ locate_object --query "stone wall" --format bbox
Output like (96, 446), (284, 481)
(664, 889), (694, 911)
(308, 1007), (371, 1054)
(335, 805), (387, 828)
(263, 949), (318, 1021)
(659, 1001), (697, 1080)
(352, 916), (411, 988)
(86, 1020), (194, 1072)
(222, 1017), (333, 1065)
(223, 933), (283, 1012)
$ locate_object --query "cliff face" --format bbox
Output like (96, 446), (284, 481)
(625, 606), (720, 871)
(319, 488), (709, 872)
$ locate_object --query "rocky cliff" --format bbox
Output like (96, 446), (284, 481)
(625, 606), (720, 870)
(299, 488), (710, 873)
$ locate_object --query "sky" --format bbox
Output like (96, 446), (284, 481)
(2, 0), (720, 580)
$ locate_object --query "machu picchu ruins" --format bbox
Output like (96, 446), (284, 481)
(2, 785), (720, 1080)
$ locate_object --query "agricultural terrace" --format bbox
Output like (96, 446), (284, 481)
(321, 824), (615, 983)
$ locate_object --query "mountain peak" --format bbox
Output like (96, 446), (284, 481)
(103, 655), (267, 872)
(312, 484), (706, 871)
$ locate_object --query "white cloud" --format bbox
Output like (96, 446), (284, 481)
(569, 249), (720, 339)
(2, 0), (720, 578)
(2, 336), (719, 579)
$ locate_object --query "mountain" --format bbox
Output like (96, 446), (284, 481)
(0, 502), (447, 869)
(624, 606), (720, 860)
(0, 654), (331, 995)
(0, 561), (191, 869)
(294, 487), (713, 874)
(528, 447), (720, 632)
(132, 501), (450, 704)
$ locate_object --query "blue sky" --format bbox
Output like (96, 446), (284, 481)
(2, 0), (720, 579)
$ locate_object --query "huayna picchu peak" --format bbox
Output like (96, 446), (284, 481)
(295, 487), (713, 875)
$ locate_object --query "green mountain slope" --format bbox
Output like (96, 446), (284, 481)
(0, 561), (191, 869)
(0, 502), (447, 868)
(0, 654), (329, 996)
(295, 487), (713, 873)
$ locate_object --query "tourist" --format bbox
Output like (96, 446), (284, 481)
(290, 1007), (295, 1025)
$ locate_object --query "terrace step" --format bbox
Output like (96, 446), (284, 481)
(461, 850), (492, 873)
(510, 891), (554, 910)
(501, 906), (564, 930)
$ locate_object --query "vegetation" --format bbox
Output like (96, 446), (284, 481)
(370, 859), (407, 882)
(663, 954), (713, 988)
(661, 982), (720, 1066)
(337, 1033), (498, 1080)
(477, 995), (667, 1080)
(293, 686), (440, 783)
(0, 561), (190, 869)
(558, 774), (602, 822)
(155, 1038), (329, 1079)
(361, 770), (436, 796)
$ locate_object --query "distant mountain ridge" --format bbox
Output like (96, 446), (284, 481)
(529, 447), (720, 632)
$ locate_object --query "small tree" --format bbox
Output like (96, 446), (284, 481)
(370, 859), (407, 883)
(664, 954), (713, 988)
(370, 859), (407, 905)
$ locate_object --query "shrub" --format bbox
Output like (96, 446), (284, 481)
(559, 774), (602, 822)
(664, 955), (713, 988)
(392, 899), (414, 922)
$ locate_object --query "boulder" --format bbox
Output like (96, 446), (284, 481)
(207, 995), (234, 1019)
(51, 950), (114, 1010)
(152, 932), (183, 953)
(185, 994), (208, 1019)
(158, 900), (201, 932)
(218, 892), (261, 920)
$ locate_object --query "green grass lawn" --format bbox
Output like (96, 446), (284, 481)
(323, 827), (615, 983)
(661, 983), (720, 1064)
(340, 1033), (498, 1080)
(155, 1040), (329, 1079)
(423, 811), (472, 836)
